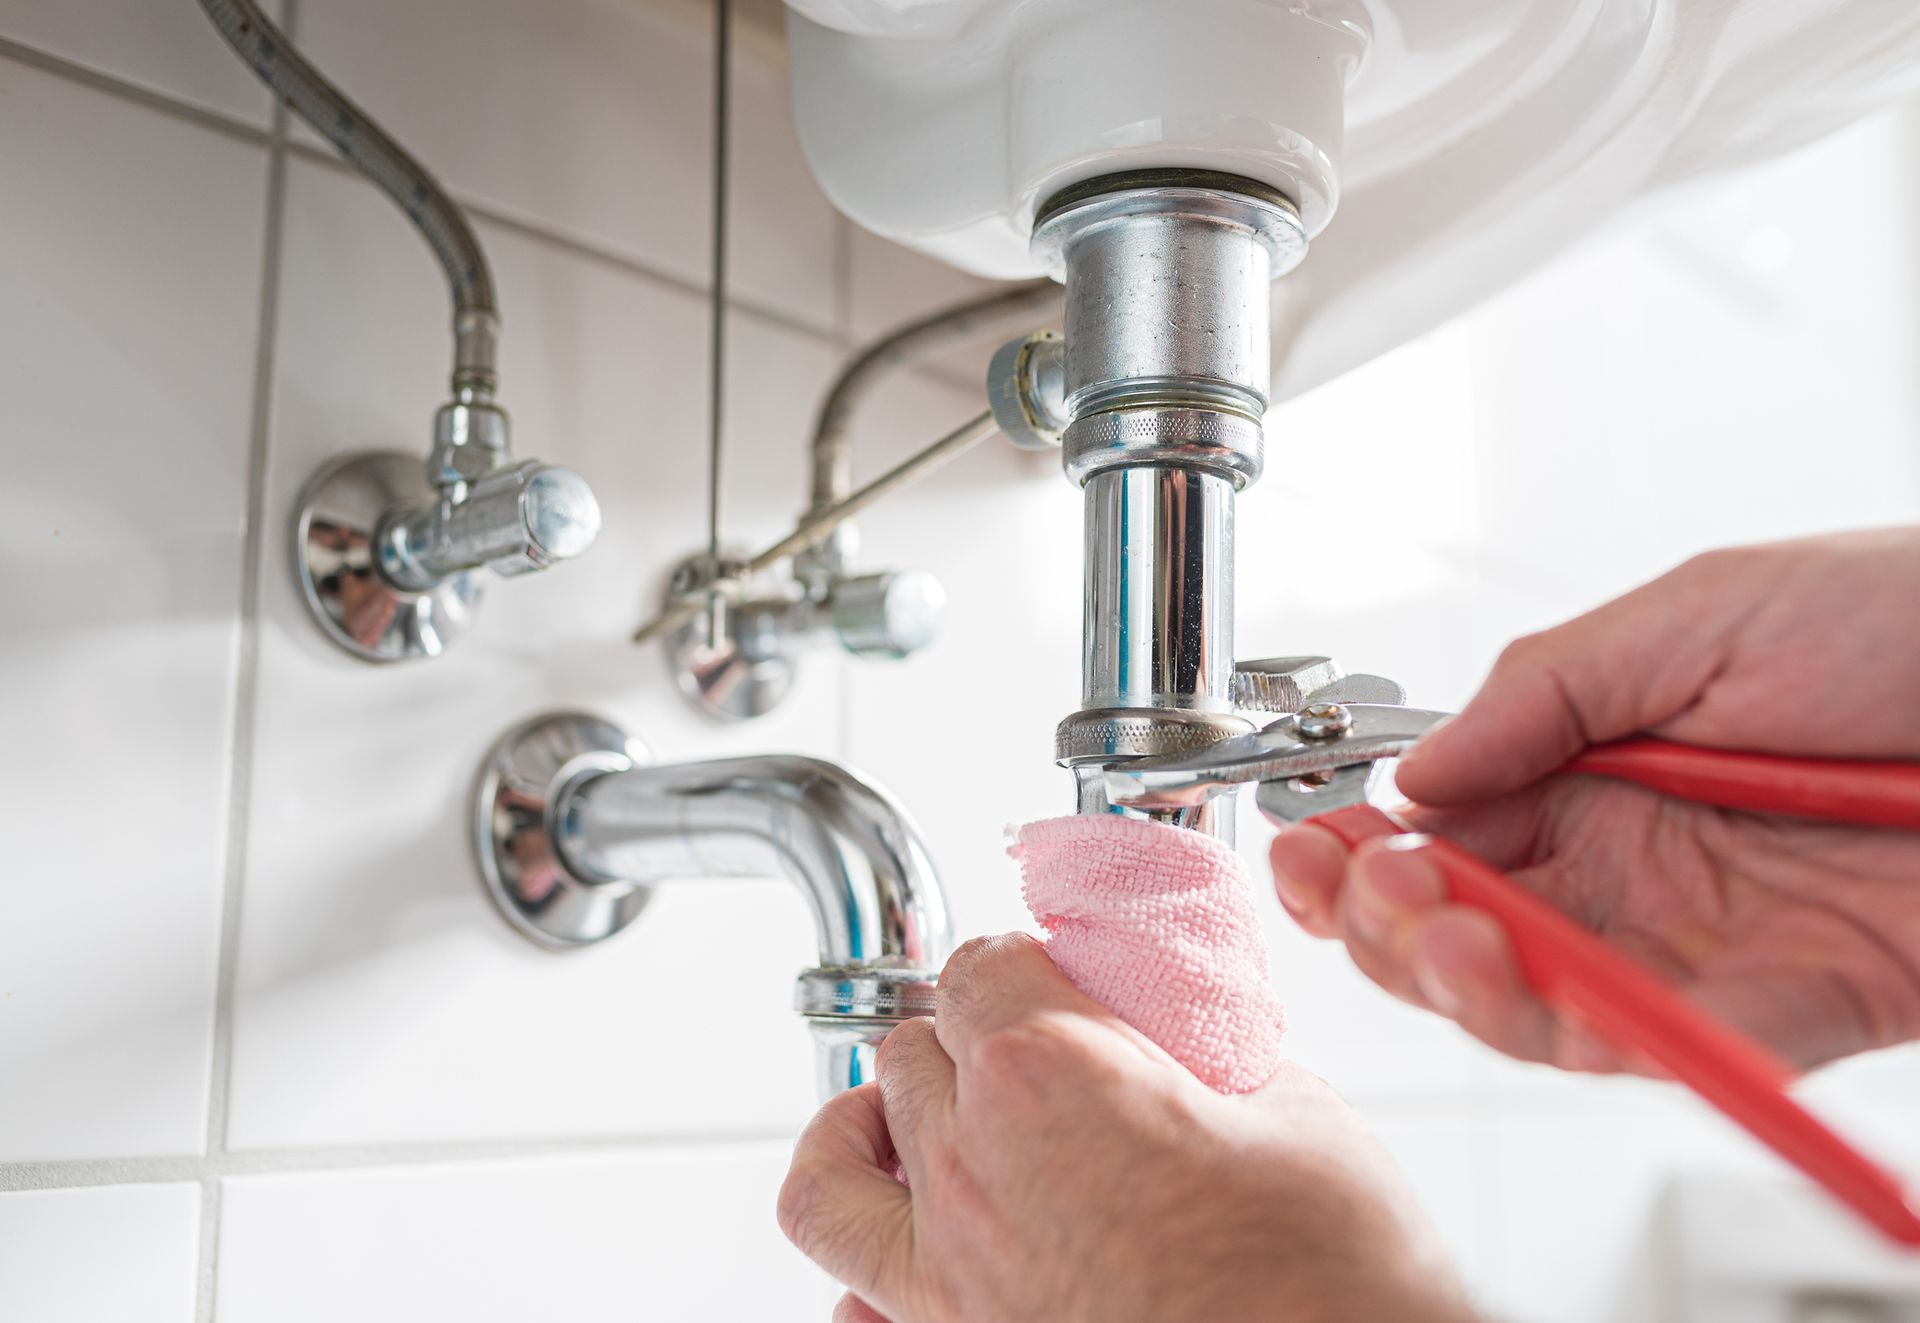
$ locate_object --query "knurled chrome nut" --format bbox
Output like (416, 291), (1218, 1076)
(1054, 707), (1255, 765)
(793, 965), (939, 1020)
(1062, 407), (1264, 489)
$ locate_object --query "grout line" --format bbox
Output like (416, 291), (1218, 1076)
(0, 1125), (801, 1195)
(0, 1157), (207, 1195)
(830, 215), (858, 763)
(0, 34), (272, 148)
(0, 34), (840, 349)
(191, 4), (300, 1310)
(0, 32), (987, 413)
(706, 0), (734, 560)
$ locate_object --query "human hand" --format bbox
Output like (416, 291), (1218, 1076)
(1269, 529), (1920, 1073)
(778, 934), (1476, 1323)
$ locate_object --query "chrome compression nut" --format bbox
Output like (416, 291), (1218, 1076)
(794, 965), (940, 1020)
(427, 396), (511, 488)
(1062, 406), (1264, 488)
(1054, 707), (1255, 766)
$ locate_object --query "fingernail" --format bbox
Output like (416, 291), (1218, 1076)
(1411, 909), (1504, 1016)
(1269, 827), (1343, 919)
(1271, 866), (1308, 913)
(1393, 716), (1454, 769)
(1349, 846), (1443, 942)
(1413, 953), (1468, 1014)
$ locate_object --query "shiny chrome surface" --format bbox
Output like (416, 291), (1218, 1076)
(1229, 656), (1408, 714)
(1081, 467), (1236, 713)
(294, 450), (482, 664)
(383, 461), (601, 589)
(474, 711), (652, 947)
(1038, 177), (1300, 838)
(661, 554), (802, 722)
(1033, 178), (1301, 425)
(807, 1018), (899, 1098)
(828, 570), (947, 659)
(557, 753), (950, 970)
(986, 330), (1070, 452)
(425, 396), (511, 486)
(474, 711), (951, 1097)
(1053, 708), (1254, 764)
(794, 966), (940, 1020)
(1063, 407), (1263, 489)
(1102, 702), (1452, 810)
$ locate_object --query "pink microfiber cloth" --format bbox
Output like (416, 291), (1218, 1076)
(1011, 814), (1285, 1094)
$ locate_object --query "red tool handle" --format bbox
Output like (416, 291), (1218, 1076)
(1568, 738), (1920, 830)
(1316, 802), (1920, 1248)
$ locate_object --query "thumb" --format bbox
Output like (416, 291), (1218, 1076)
(1397, 558), (1733, 806)
(779, 1084), (917, 1311)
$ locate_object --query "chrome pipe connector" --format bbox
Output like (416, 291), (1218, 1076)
(380, 461), (601, 590)
(292, 401), (600, 665)
(656, 549), (947, 722)
(198, 1), (601, 665)
(1034, 171), (1304, 838)
(474, 712), (951, 1098)
(986, 330), (1070, 452)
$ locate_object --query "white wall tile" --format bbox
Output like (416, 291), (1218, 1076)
(729, 31), (842, 328)
(216, 1147), (838, 1322)
(0, 1184), (201, 1323)
(292, 0), (716, 295)
(840, 370), (1079, 941)
(226, 160), (845, 1150)
(848, 224), (994, 339)
(845, 226), (1025, 398)
(0, 60), (266, 1160)
(0, 0), (279, 124)
(1466, 111), (1920, 603)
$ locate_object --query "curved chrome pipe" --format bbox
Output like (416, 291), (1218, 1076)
(556, 755), (949, 971)
(474, 714), (950, 1099)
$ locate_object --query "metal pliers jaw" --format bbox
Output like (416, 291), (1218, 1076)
(1101, 702), (1453, 821)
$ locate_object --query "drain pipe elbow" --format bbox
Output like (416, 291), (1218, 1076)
(474, 715), (952, 1098)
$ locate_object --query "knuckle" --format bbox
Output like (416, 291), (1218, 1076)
(1495, 629), (1555, 672)
(775, 1162), (822, 1247)
(1675, 542), (1774, 589)
(969, 1014), (1084, 1080)
(942, 932), (1034, 983)
(875, 1016), (932, 1067)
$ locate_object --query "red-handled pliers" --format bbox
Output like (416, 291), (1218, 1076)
(1108, 715), (1920, 1247)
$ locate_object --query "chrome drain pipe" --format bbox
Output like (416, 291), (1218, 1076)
(1031, 171), (1309, 840)
(474, 713), (950, 1099)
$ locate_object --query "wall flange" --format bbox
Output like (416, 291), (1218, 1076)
(473, 711), (654, 949)
(294, 450), (482, 663)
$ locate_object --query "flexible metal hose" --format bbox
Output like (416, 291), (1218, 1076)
(809, 279), (1059, 511)
(198, 0), (500, 395)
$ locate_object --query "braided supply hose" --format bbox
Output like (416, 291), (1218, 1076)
(198, 0), (499, 394)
